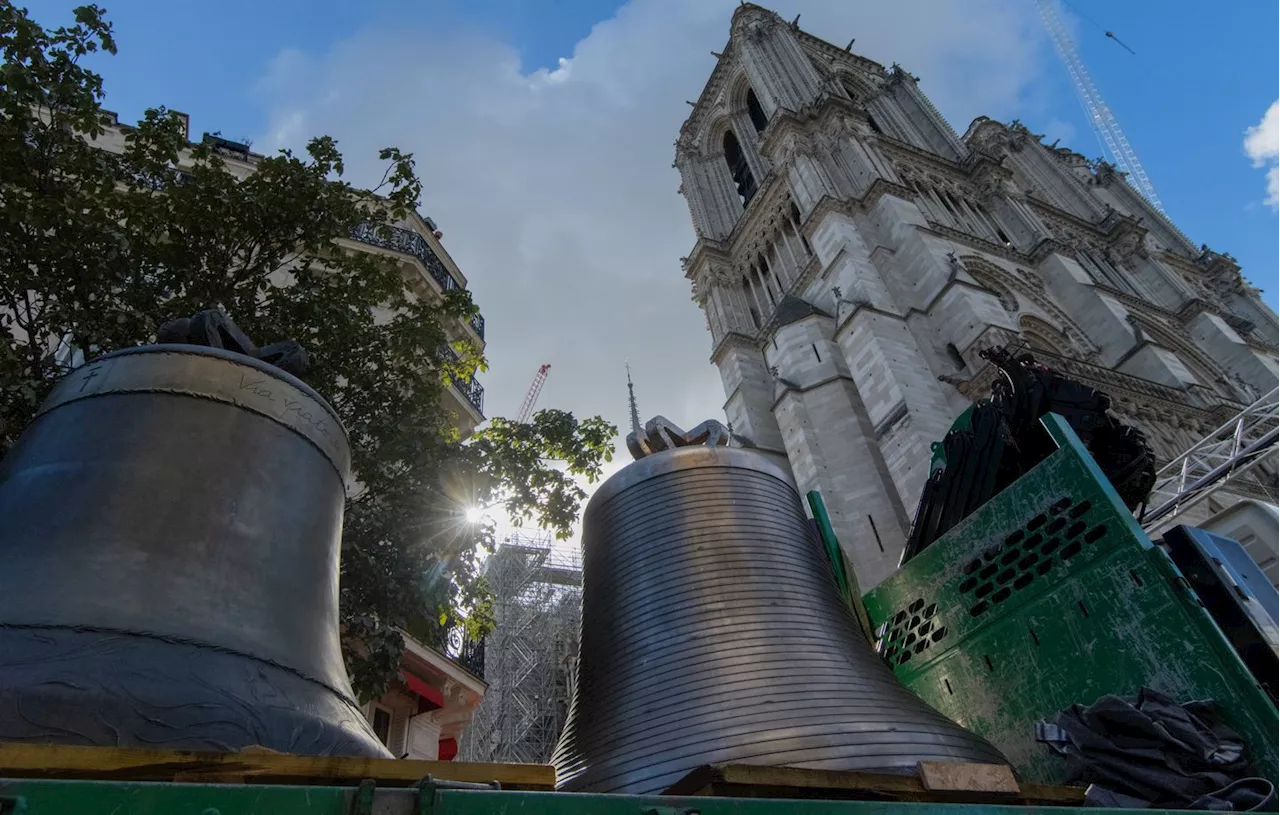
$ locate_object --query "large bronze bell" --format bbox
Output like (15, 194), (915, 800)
(553, 442), (1007, 794)
(0, 343), (388, 756)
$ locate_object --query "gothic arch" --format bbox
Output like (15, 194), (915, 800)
(832, 69), (876, 104)
(747, 89), (769, 133)
(961, 262), (1018, 314)
(701, 112), (736, 157)
(723, 130), (757, 204)
(1019, 315), (1073, 357)
(726, 72), (764, 121)
(959, 255), (1095, 358)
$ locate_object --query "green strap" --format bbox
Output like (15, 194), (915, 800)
(807, 491), (874, 642)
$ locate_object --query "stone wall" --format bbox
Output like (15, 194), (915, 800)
(676, 4), (1279, 590)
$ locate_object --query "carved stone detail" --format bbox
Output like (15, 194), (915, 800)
(958, 255), (1098, 359)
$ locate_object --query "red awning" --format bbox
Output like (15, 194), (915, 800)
(403, 672), (444, 713)
(438, 738), (458, 761)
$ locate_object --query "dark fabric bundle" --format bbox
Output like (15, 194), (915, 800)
(1040, 688), (1275, 810)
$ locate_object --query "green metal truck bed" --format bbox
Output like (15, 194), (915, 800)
(863, 414), (1278, 784)
(0, 777), (1215, 815)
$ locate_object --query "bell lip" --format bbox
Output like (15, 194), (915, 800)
(586, 446), (797, 517)
(45, 344), (350, 477)
(96, 343), (342, 421)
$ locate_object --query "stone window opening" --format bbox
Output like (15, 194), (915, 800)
(841, 77), (883, 136)
(370, 704), (393, 746)
(789, 202), (813, 255)
(938, 190), (960, 219)
(973, 201), (1013, 246)
(919, 187), (1015, 248)
(741, 274), (764, 328)
(747, 88), (769, 133)
(755, 255), (779, 306)
(812, 343), (822, 363)
(946, 342), (967, 371)
(723, 130), (757, 205)
(1077, 249), (1134, 295)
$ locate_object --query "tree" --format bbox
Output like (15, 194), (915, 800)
(0, 3), (616, 700)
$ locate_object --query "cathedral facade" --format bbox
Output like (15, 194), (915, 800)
(676, 4), (1279, 589)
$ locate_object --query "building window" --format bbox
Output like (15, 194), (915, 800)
(1077, 249), (1133, 294)
(723, 130), (757, 205)
(789, 202), (812, 255)
(371, 705), (392, 746)
(866, 114), (884, 135)
(946, 342), (967, 371)
(747, 88), (769, 133)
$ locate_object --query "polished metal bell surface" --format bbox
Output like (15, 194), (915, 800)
(0, 345), (388, 757)
(552, 446), (1006, 794)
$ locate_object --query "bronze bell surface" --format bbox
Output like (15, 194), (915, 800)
(0, 343), (389, 756)
(552, 443), (1007, 794)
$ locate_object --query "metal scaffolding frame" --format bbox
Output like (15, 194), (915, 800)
(458, 530), (582, 764)
(1141, 387), (1279, 534)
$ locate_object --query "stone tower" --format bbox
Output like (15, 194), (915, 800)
(676, 4), (1279, 589)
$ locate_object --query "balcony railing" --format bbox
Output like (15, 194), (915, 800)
(456, 636), (485, 678)
(349, 222), (486, 340)
(442, 345), (485, 416)
(453, 376), (485, 415)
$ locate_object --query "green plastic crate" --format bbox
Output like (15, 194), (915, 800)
(863, 414), (1279, 784)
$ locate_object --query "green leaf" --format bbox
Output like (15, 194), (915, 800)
(0, 2), (616, 701)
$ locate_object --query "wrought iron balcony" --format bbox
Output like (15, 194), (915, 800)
(442, 345), (485, 416)
(453, 376), (485, 415)
(456, 635), (485, 678)
(349, 222), (486, 340)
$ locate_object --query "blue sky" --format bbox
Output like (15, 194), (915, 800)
(32, 0), (1280, 478)
(1033, 2), (1279, 307)
(63, 0), (1277, 311)
(61, 0), (626, 140)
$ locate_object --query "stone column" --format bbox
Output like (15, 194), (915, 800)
(766, 314), (909, 589)
(716, 338), (786, 453)
(734, 10), (823, 114)
(678, 155), (742, 240)
(894, 77), (967, 159)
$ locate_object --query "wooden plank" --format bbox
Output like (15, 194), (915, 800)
(663, 763), (1086, 805)
(717, 764), (927, 796)
(0, 742), (554, 789)
(918, 761), (1018, 794)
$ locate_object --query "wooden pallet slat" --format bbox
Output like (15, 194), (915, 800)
(0, 742), (554, 789)
(663, 762), (1086, 806)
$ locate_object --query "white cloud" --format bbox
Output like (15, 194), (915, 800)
(251, 0), (1045, 538)
(1260, 169), (1278, 210)
(1244, 99), (1279, 210)
(1244, 100), (1279, 162)
(531, 57), (574, 88)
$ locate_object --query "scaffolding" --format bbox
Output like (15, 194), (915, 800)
(1141, 387), (1279, 535)
(458, 529), (582, 764)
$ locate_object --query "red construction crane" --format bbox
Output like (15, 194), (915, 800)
(516, 364), (551, 424)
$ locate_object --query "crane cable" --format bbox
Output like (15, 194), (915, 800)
(1060, 0), (1137, 54)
